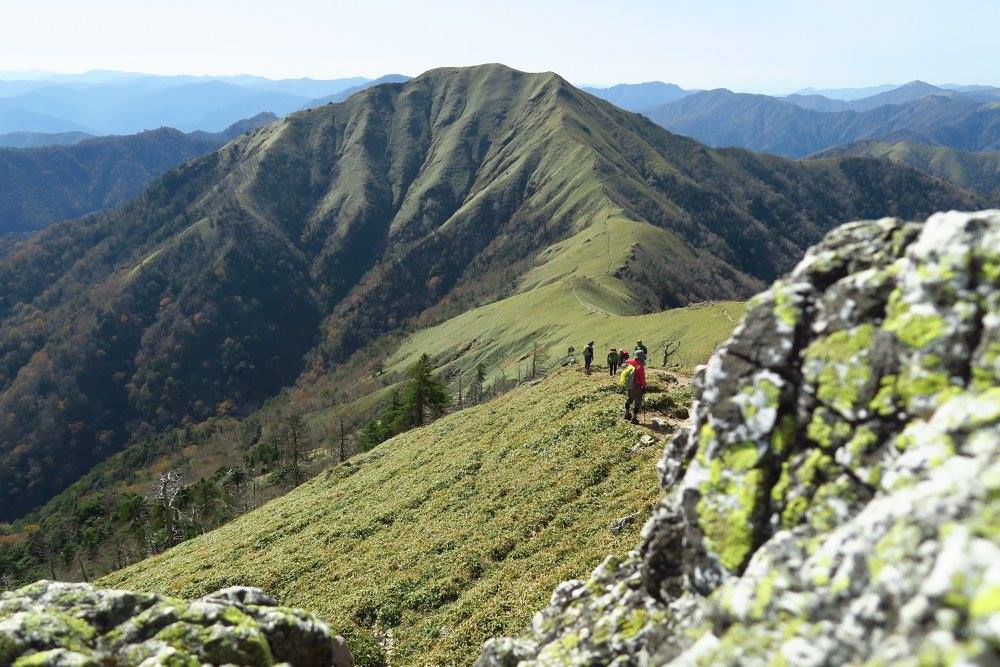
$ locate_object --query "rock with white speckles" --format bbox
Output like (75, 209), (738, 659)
(477, 210), (1000, 666)
(0, 581), (348, 666)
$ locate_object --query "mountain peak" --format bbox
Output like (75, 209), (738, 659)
(0, 63), (980, 518)
(900, 79), (939, 90)
(414, 62), (562, 86)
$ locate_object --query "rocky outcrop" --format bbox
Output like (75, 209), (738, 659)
(0, 581), (350, 666)
(477, 210), (1000, 666)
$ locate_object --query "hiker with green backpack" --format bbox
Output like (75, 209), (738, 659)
(620, 349), (647, 424)
(607, 347), (619, 376)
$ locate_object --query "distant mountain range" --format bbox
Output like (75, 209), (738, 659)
(0, 130), (93, 148)
(791, 83), (900, 100)
(0, 112), (276, 233)
(0, 64), (980, 519)
(0, 71), (375, 135)
(641, 85), (1000, 157)
(582, 79), (1000, 115)
(5, 70), (1000, 159)
(581, 81), (690, 111)
(575, 79), (1000, 159)
(0, 106), (94, 134)
(304, 74), (411, 107)
(781, 80), (1000, 113)
(793, 81), (999, 101)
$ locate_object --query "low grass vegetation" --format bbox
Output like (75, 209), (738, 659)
(101, 369), (689, 665)
(389, 292), (744, 383)
(0, 298), (739, 594)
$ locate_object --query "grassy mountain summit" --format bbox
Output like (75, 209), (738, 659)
(0, 63), (980, 519)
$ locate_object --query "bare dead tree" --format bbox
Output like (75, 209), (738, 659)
(148, 469), (184, 550)
(76, 552), (89, 582)
(233, 475), (260, 514)
(325, 408), (351, 465)
(661, 327), (689, 367)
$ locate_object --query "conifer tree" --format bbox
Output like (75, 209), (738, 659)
(400, 354), (450, 427)
(355, 355), (451, 449)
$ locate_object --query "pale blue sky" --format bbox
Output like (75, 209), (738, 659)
(0, 0), (996, 93)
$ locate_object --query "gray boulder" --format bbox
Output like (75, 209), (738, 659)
(477, 210), (1000, 665)
(0, 581), (349, 666)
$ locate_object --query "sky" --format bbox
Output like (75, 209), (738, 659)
(0, 0), (997, 93)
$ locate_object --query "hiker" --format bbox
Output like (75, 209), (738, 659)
(621, 349), (647, 424)
(636, 340), (648, 356)
(607, 347), (619, 375)
(583, 341), (594, 374)
(619, 349), (629, 366)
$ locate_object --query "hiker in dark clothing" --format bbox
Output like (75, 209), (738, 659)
(583, 341), (594, 374)
(607, 348), (619, 375)
(636, 340), (648, 356)
(623, 349), (647, 424)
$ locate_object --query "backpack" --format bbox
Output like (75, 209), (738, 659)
(619, 364), (635, 389)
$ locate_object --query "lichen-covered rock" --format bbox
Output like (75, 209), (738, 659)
(477, 210), (1000, 666)
(0, 581), (348, 666)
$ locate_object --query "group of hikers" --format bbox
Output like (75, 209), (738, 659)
(582, 340), (648, 424)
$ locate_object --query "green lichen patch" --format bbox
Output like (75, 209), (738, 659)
(0, 582), (335, 666)
(771, 282), (802, 330)
(803, 324), (876, 418)
(697, 466), (765, 573)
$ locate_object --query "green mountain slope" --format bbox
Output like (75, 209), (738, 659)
(0, 63), (980, 519)
(0, 112), (276, 233)
(808, 139), (1000, 201)
(99, 369), (687, 665)
(0, 300), (738, 591)
(389, 294), (743, 380)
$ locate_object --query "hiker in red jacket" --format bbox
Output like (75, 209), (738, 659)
(624, 349), (647, 424)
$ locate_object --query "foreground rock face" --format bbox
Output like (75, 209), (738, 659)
(0, 581), (349, 666)
(478, 210), (1000, 666)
